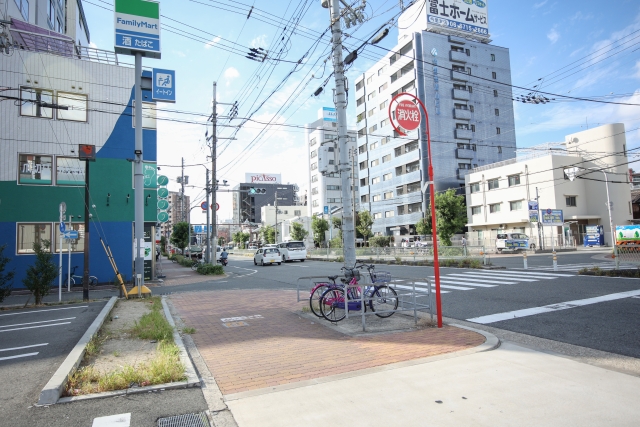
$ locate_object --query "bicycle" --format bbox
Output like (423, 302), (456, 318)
(309, 274), (343, 317)
(191, 258), (205, 271)
(65, 265), (98, 288)
(319, 263), (398, 322)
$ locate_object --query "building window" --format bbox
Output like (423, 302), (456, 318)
(357, 96), (364, 107)
(471, 206), (481, 215)
(495, 108), (499, 116)
(380, 136), (390, 145)
(369, 141), (378, 150)
(405, 140), (419, 152)
(468, 86), (473, 93)
(294, 210), (301, 216)
(379, 100), (387, 110)
(361, 195), (367, 203)
(48, 0), (55, 26)
(380, 118), (389, 127)
(566, 196), (577, 207)
(406, 161), (420, 173)
(358, 144), (367, 154)
(489, 203), (501, 213)
(311, 175), (318, 183)
(372, 194), (381, 202)
(407, 203), (421, 213)
(510, 200), (522, 211)
(496, 127), (501, 135)
(492, 71), (497, 79)
(508, 175), (520, 186)
(370, 159), (379, 167)
(373, 212), (382, 219)
(356, 80), (364, 91)
(378, 65), (387, 76)
(310, 137), (317, 146)
(368, 107), (377, 117)
(493, 89), (498, 97)
(470, 182), (480, 193)
(379, 83), (388, 93)
(385, 210), (394, 218)
(395, 166), (403, 176)
(371, 177), (380, 185)
(383, 173), (392, 181)
(357, 112), (365, 123)
(358, 128), (365, 139)
(17, 223), (52, 254)
(15, 0), (29, 20)
(395, 147), (402, 157)
(367, 90), (376, 101)
(312, 200), (319, 207)
(311, 162), (317, 170)
(359, 161), (366, 170)
(360, 178), (367, 186)
(19, 154), (53, 185)
(491, 53), (495, 61)
(488, 178), (499, 190)
(469, 105), (474, 112)
(326, 185), (340, 190)
(397, 205), (405, 215)
(466, 48), (471, 56)
(311, 187), (318, 195)
(407, 182), (420, 193)
(56, 157), (85, 186)
(382, 154), (391, 163)
(369, 124), (377, 133)
(20, 87), (53, 118)
(396, 185), (404, 196)
(53, 223), (85, 253)
(310, 150), (317, 158)
(470, 124), (476, 132)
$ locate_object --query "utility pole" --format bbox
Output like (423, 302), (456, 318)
(274, 190), (278, 243)
(351, 148), (357, 214)
(327, 0), (356, 267)
(211, 82), (217, 259)
(536, 187), (543, 250)
(133, 51), (144, 296)
(205, 167), (211, 263)
(180, 157), (185, 222)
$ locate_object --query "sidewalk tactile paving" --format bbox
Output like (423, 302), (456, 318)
(171, 290), (485, 395)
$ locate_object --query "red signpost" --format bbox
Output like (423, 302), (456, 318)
(389, 93), (443, 328)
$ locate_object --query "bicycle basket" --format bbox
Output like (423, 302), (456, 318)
(344, 269), (360, 281)
(371, 271), (391, 283)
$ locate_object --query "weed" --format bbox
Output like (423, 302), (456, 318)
(196, 264), (224, 275)
(301, 306), (310, 313)
(113, 350), (121, 357)
(130, 299), (174, 342)
(394, 256), (401, 264)
(182, 327), (196, 334)
(469, 259), (482, 269)
(85, 330), (109, 357)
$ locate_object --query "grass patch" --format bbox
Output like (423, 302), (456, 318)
(85, 330), (110, 357)
(66, 341), (186, 395)
(182, 327), (196, 334)
(129, 297), (174, 342)
(578, 267), (640, 277)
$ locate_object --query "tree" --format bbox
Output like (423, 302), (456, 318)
(217, 237), (226, 246)
(290, 222), (309, 241)
(233, 231), (250, 248)
(22, 240), (57, 305)
(160, 236), (167, 253)
(311, 216), (329, 245)
(0, 244), (15, 303)
(331, 217), (342, 240)
(418, 189), (467, 246)
(170, 222), (190, 254)
(356, 210), (374, 243)
(260, 225), (275, 244)
(369, 236), (392, 247)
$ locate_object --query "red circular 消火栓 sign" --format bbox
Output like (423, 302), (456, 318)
(395, 100), (421, 131)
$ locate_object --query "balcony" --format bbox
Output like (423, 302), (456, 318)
(454, 109), (471, 120)
(451, 70), (468, 82)
(455, 129), (473, 140)
(456, 148), (475, 159)
(449, 50), (467, 63)
(457, 168), (471, 180)
(452, 89), (470, 101)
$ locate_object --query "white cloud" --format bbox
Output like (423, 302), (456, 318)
(547, 28), (560, 44)
(250, 34), (267, 48)
(204, 37), (221, 49)
(224, 67), (240, 86)
(89, 42), (98, 49)
(634, 61), (640, 79)
(172, 50), (186, 58)
(533, 1), (548, 8)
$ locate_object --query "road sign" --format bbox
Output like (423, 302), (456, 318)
(59, 222), (66, 233)
(541, 209), (564, 226)
(395, 100), (421, 131)
(324, 206), (329, 214)
(157, 211), (169, 223)
(216, 203), (220, 211)
(114, 0), (161, 59)
(152, 68), (175, 102)
(157, 175), (169, 186)
(201, 201), (208, 210)
(528, 200), (538, 223)
(157, 187), (169, 198)
(63, 230), (79, 240)
(157, 199), (169, 210)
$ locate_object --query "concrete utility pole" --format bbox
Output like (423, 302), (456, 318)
(211, 82), (217, 259)
(181, 157), (185, 222)
(274, 190), (278, 244)
(327, 0), (356, 267)
(133, 51), (144, 295)
(206, 167), (211, 263)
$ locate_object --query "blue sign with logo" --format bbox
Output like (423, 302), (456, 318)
(541, 209), (564, 226)
(63, 230), (79, 240)
(323, 206), (329, 214)
(59, 222), (66, 233)
(152, 68), (175, 103)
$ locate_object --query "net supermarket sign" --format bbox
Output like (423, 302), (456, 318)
(245, 173), (281, 184)
(426, 0), (489, 37)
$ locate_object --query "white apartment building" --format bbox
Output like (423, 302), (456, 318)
(260, 205), (305, 231)
(281, 216), (314, 247)
(465, 124), (633, 247)
(306, 108), (358, 217)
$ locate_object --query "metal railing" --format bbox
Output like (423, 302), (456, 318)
(296, 274), (434, 332)
(307, 245), (485, 261)
(615, 245), (640, 268)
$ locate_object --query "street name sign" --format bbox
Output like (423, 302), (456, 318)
(114, 0), (161, 59)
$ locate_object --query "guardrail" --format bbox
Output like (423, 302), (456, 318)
(306, 245), (486, 262)
(296, 274), (434, 332)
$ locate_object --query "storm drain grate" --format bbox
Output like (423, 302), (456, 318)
(157, 412), (210, 427)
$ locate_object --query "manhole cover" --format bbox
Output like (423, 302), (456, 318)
(223, 321), (248, 328)
(157, 412), (210, 427)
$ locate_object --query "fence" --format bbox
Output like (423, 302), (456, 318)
(615, 245), (640, 268)
(296, 274), (434, 332)
(306, 245), (485, 261)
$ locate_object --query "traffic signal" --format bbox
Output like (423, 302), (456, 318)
(248, 188), (266, 195)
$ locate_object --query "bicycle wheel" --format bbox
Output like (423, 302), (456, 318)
(191, 261), (199, 271)
(64, 277), (73, 289)
(320, 287), (346, 322)
(369, 285), (398, 318)
(309, 284), (330, 317)
(89, 276), (98, 288)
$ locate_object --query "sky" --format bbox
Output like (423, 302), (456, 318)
(82, 0), (640, 225)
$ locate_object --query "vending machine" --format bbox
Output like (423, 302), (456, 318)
(583, 225), (604, 247)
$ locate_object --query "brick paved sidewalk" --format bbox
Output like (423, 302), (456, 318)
(170, 289), (485, 396)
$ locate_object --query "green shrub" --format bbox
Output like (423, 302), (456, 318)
(196, 264), (224, 275)
(22, 240), (57, 305)
(0, 244), (14, 303)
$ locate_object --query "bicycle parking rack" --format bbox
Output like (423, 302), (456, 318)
(297, 274), (434, 332)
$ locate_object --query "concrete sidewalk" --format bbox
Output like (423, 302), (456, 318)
(226, 340), (640, 427)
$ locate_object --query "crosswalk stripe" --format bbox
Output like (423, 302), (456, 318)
(455, 272), (540, 282)
(441, 274), (506, 285)
(486, 270), (574, 278)
(393, 284), (447, 294)
(435, 279), (499, 287)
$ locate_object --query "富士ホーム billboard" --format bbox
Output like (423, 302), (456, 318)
(427, 0), (489, 37)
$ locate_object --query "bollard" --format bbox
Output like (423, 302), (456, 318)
(523, 251), (528, 269)
(614, 245), (620, 270)
(481, 250), (486, 266)
(552, 251), (558, 271)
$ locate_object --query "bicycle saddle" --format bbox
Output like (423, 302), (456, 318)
(328, 275), (339, 281)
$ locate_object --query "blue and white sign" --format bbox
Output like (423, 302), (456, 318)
(323, 206), (329, 215)
(114, 0), (161, 59)
(319, 107), (337, 122)
(426, 0), (489, 37)
(528, 200), (539, 223)
(59, 222), (66, 233)
(193, 225), (209, 234)
(63, 230), (79, 240)
(152, 68), (175, 103)
(541, 209), (563, 226)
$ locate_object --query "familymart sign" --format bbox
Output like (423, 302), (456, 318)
(114, 0), (161, 59)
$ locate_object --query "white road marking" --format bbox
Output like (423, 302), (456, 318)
(0, 317), (75, 329)
(0, 305), (88, 317)
(456, 272), (540, 282)
(414, 280), (473, 291)
(444, 274), (511, 285)
(0, 322), (72, 333)
(433, 278), (499, 287)
(467, 289), (640, 324)
(0, 343), (48, 352)
(220, 315), (264, 322)
(483, 270), (574, 278)
(0, 352), (39, 361)
(92, 413), (131, 427)
(393, 284), (446, 294)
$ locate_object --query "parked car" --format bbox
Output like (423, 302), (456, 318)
(496, 233), (536, 253)
(248, 244), (258, 250)
(253, 247), (282, 266)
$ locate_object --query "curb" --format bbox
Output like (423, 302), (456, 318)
(37, 296), (118, 406)
(161, 296), (201, 388)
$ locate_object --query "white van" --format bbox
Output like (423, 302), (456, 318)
(496, 233), (535, 253)
(278, 241), (307, 262)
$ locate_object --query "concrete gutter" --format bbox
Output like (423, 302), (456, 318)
(38, 296), (118, 406)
